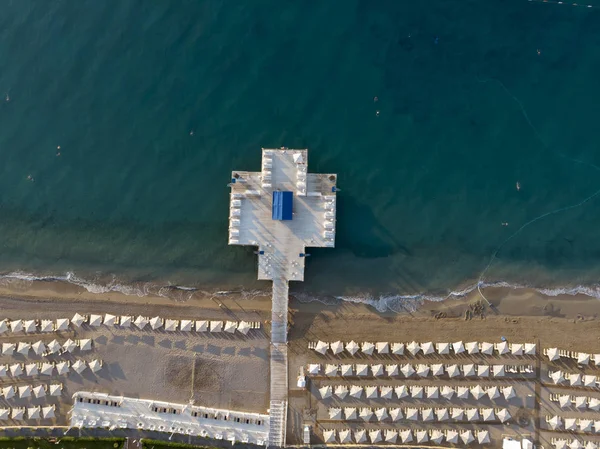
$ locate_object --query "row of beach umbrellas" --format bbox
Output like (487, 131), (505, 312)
(309, 362), (513, 378)
(327, 406), (511, 423)
(1, 383), (62, 400)
(0, 359), (102, 378)
(320, 384), (516, 401)
(322, 428), (490, 445)
(2, 338), (92, 357)
(547, 415), (600, 433)
(549, 370), (599, 387)
(314, 340), (536, 356)
(545, 348), (600, 365)
(551, 393), (600, 410)
(0, 405), (56, 421)
(553, 440), (600, 449)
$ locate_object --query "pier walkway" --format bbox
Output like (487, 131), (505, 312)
(228, 149), (337, 447)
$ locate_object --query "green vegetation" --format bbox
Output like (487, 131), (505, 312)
(0, 437), (125, 449)
(141, 440), (219, 449)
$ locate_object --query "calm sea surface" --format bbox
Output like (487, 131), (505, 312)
(1, 1), (600, 304)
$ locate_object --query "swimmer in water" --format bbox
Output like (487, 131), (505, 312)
(376, 110), (380, 116)
(516, 181), (521, 191)
(27, 174), (34, 182)
(189, 130), (194, 136)
(5, 93), (9, 102)
(374, 96), (378, 102)
(501, 222), (509, 227)
(537, 49), (541, 56)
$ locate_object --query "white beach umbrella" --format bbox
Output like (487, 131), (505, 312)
(416, 430), (429, 444)
(497, 408), (511, 423)
(575, 396), (587, 409)
(355, 364), (368, 376)
(511, 343), (523, 355)
(421, 408), (434, 421)
(589, 397), (600, 411)
(10, 319), (23, 333)
(328, 407), (342, 420)
(385, 364), (398, 376)
(32, 340), (46, 355)
(338, 429), (351, 444)
(79, 338), (93, 351)
(353, 430), (366, 443)
(359, 407), (373, 421)
(426, 386), (439, 399)
(462, 363), (476, 376)
(72, 359), (86, 374)
(89, 359), (102, 373)
(557, 394), (570, 408)
(365, 386), (378, 399)
(477, 364), (490, 377)
(461, 430), (475, 444)
(319, 385), (332, 399)
(40, 320), (53, 332)
(548, 415), (562, 430)
(40, 362), (54, 376)
(2, 342), (15, 356)
(380, 385), (393, 399)
(502, 386), (516, 400)
(27, 406), (40, 420)
(11, 408), (24, 420)
(371, 363), (383, 376)
(33, 385), (45, 398)
(570, 373), (583, 386)
(0, 365), (6, 378)
(466, 408), (479, 421)
(324, 364), (337, 376)
(49, 384), (62, 396)
(134, 315), (149, 329)
(376, 341), (389, 354)
(0, 320), (7, 334)
(2, 386), (15, 399)
(389, 407), (402, 421)
(477, 430), (491, 444)
(0, 409), (8, 420)
(334, 385), (348, 399)
(410, 385), (423, 398)
(55, 361), (69, 375)
(594, 421), (600, 432)
(9, 363), (23, 377)
(550, 370), (565, 384)
(431, 430), (444, 444)
(437, 342), (450, 354)
(340, 364), (352, 376)
(496, 341), (509, 354)
(41, 405), (55, 419)
(314, 340), (328, 355)
(400, 429), (413, 444)
(329, 340), (343, 354)
(554, 441), (568, 449)
(237, 321), (250, 335)
(119, 315), (132, 327)
(89, 314), (102, 327)
(445, 430), (458, 444)
(62, 338), (76, 353)
(103, 314), (116, 326)
(344, 407), (356, 419)
(391, 342), (404, 355)
(223, 321), (237, 333)
(374, 407), (388, 421)
(193, 320), (208, 332)
(570, 441), (584, 449)
(19, 384), (32, 398)
(307, 364), (320, 375)
(17, 341), (31, 356)
(578, 352), (591, 365)
(395, 385), (408, 399)
(23, 319), (36, 333)
(47, 339), (61, 354)
(25, 363), (38, 376)
(71, 313), (85, 327)
(384, 430), (397, 443)
(361, 341), (375, 355)
(405, 407), (419, 420)
(436, 407), (450, 421)
(493, 364), (505, 377)
(150, 316), (164, 330)
(481, 407), (495, 421)
(446, 364), (460, 378)
(164, 319), (178, 332)
(456, 386), (469, 399)
(487, 386), (500, 400)
(421, 341), (435, 354)
(466, 341), (479, 354)
(580, 419), (593, 432)
(322, 430), (336, 443)
(401, 363), (415, 377)
(451, 408), (465, 420)
(431, 363), (444, 376)
(349, 385), (362, 398)
(470, 385), (485, 400)
(368, 430), (382, 444)
(407, 341), (420, 355)
(441, 385), (455, 399)
(480, 341), (494, 354)
(584, 375), (597, 387)
(416, 364), (430, 377)
(524, 343), (536, 355)
(453, 341), (465, 354)
(546, 347), (560, 361)
(586, 442), (598, 449)
(565, 418), (577, 431)
(345, 340), (359, 355)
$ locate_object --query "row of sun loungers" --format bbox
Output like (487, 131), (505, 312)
(547, 415), (600, 433)
(0, 359), (102, 378)
(308, 362), (533, 377)
(0, 315), (259, 335)
(545, 348), (600, 365)
(321, 428), (491, 445)
(1, 383), (63, 399)
(552, 439), (600, 449)
(2, 338), (92, 357)
(0, 405), (56, 421)
(549, 370), (600, 387)
(311, 340), (536, 356)
(326, 406), (511, 423)
(550, 393), (600, 410)
(319, 384), (516, 401)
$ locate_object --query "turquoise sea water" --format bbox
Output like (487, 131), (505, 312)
(1, 1), (600, 306)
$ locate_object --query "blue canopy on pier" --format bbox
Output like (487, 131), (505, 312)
(272, 191), (293, 220)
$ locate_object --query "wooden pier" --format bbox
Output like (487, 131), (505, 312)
(228, 148), (337, 447)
